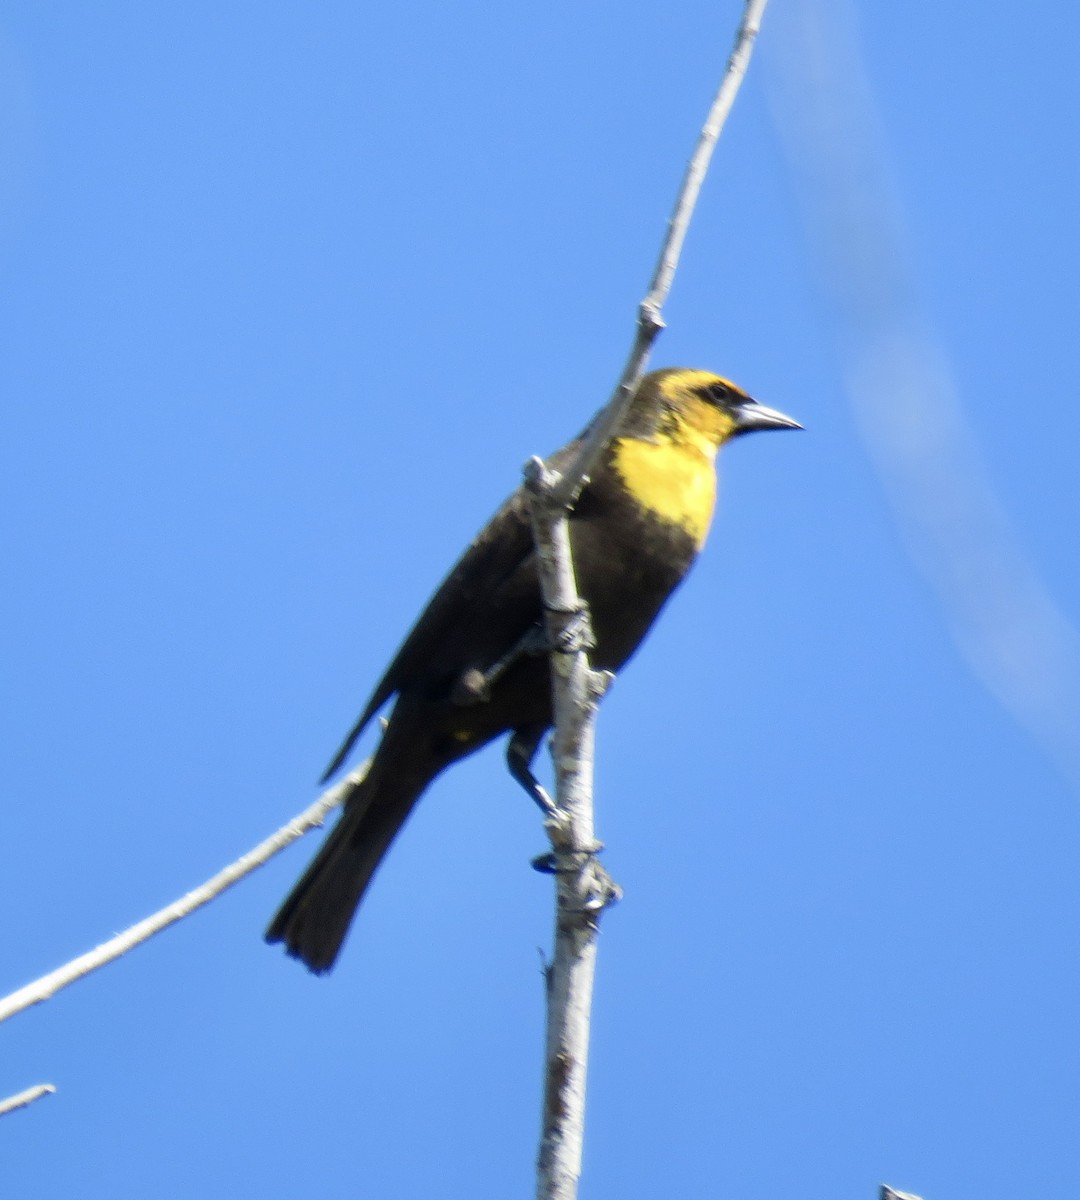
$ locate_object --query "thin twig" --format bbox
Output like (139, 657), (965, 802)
(0, 1083), (56, 1118)
(531, 7), (770, 1196)
(0, 767), (365, 1026)
(549, 0), (770, 512)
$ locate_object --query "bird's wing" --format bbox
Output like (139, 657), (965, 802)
(319, 484), (539, 781)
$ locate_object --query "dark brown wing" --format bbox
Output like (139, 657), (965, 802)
(319, 437), (592, 783)
(319, 484), (540, 781)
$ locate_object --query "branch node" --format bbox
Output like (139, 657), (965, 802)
(638, 300), (666, 333)
(588, 669), (614, 701)
(583, 863), (622, 913)
(524, 455), (561, 500)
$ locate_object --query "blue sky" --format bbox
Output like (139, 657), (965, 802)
(3, 3), (1080, 1197)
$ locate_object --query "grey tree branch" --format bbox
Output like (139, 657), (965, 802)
(530, 5), (770, 1197)
(549, 0), (770, 513)
(527, 459), (620, 1200)
(0, 766), (365, 1027)
(0, 1083), (56, 1119)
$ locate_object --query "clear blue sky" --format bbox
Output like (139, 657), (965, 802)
(4, 3), (1080, 1197)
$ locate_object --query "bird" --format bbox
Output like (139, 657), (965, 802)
(266, 368), (800, 972)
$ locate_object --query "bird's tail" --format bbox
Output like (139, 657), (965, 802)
(265, 766), (426, 974)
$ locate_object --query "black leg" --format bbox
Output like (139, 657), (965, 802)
(506, 725), (554, 814)
(451, 624), (549, 707)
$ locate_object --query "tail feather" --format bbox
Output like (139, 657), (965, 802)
(266, 774), (422, 973)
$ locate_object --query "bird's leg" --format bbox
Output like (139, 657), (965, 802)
(506, 725), (556, 815)
(529, 668), (616, 877)
(450, 609), (597, 710)
(450, 623), (550, 706)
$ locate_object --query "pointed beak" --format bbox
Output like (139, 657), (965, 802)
(732, 400), (803, 435)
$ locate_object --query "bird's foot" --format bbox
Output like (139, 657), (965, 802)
(545, 602), (595, 656)
(530, 838), (603, 874)
(531, 841), (622, 913)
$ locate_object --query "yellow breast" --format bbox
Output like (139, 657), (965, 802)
(609, 435), (718, 548)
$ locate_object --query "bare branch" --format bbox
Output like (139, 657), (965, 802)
(549, 0), (771, 512)
(0, 1083), (56, 1118)
(527, 460), (620, 1200)
(531, 7), (770, 1196)
(0, 766), (365, 1026)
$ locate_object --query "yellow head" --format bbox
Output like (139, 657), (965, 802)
(623, 368), (801, 455)
(610, 368), (800, 548)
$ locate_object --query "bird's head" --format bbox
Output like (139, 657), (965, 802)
(627, 368), (802, 455)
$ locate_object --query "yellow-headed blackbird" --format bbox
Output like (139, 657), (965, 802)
(267, 368), (799, 972)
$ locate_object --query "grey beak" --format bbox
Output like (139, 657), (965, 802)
(732, 400), (803, 435)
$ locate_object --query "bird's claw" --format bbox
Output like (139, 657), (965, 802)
(530, 838), (605, 875)
(547, 603), (595, 655)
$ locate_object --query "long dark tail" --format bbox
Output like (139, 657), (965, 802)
(265, 766), (428, 974)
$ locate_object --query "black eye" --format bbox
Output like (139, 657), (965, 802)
(706, 382), (731, 405)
